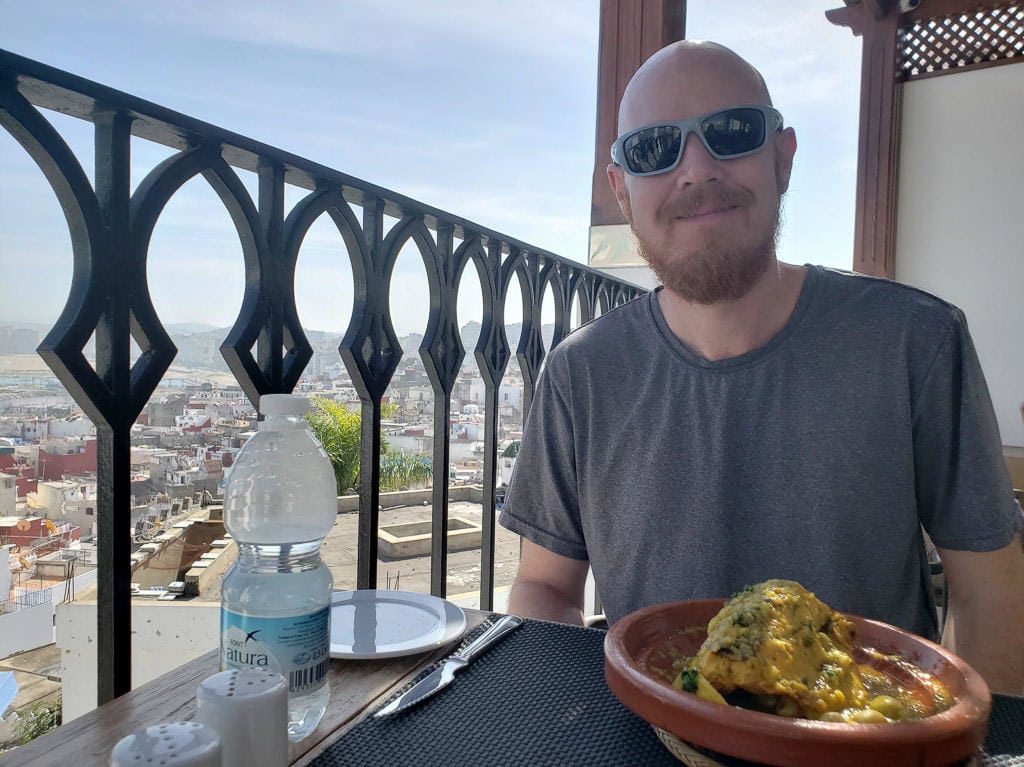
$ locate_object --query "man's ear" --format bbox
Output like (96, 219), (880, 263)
(773, 128), (797, 195)
(606, 163), (631, 218)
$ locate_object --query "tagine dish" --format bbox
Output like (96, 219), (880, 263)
(604, 580), (991, 766)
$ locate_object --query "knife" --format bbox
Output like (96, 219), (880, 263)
(374, 614), (524, 717)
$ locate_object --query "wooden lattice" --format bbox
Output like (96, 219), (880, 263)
(900, 3), (1024, 80)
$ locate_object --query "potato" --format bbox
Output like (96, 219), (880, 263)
(849, 708), (888, 724)
(868, 695), (905, 720)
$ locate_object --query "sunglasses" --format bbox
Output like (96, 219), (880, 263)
(610, 104), (784, 177)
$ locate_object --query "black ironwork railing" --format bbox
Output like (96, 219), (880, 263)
(0, 49), (645, 705)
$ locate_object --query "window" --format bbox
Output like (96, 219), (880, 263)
(86, 507), (94, 516)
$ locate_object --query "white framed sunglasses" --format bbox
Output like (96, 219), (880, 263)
(610, 104), (784, 177)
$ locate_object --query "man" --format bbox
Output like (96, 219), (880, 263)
(499, 41), (1024, 694)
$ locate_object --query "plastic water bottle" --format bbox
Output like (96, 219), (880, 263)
(220, 394), (336, 742)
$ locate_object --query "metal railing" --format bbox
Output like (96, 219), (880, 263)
(0, 49), (646, 705)
(1, 589), (53, 613)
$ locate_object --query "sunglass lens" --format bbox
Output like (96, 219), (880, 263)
(622, 126), (682, 174)
(700, 108), (766, 157)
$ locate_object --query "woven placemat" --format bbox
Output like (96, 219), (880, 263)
(311, 618), (1024, 767)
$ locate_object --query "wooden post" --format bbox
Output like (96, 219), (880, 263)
(827, 2), (902, 279)
(589, 0), (686, 270)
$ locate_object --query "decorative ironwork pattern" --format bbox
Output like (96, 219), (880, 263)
(899, 3), (1024, 80)
(0, 49), (646, 703)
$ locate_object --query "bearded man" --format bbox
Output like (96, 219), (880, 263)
(499, 40), (1024, 694)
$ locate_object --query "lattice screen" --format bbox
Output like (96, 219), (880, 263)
(900, 3), (1024, 80)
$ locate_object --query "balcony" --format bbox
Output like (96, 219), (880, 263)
(0, 47), (644, 717)
(3, 1), (1024, 758)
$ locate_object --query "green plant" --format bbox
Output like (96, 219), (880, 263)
(13, 694), (61, 745)
(305, 397), (362, 495)
(379, 452), (432, 492)
(305, 398), (407, 494)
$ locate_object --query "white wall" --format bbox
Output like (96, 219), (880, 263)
(58, 601), (220, 722)
(0, 547), (10, 597)
(895, 63), (1024, 447)
(0, 473), (15, 517)
(47, 418), (96, 439)
(0, 602), (53, 658)
(595, 264), (658, 292)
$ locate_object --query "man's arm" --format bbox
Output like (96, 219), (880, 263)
(507, 538), (590, 625)
(937, 535), (1024, 694)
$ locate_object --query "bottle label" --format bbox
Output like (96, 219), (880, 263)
(221, 606), (330, 694)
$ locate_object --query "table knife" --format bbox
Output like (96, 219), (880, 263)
(374, 614), (524, 717)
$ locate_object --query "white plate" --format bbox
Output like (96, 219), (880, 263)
(329, 589), (468, 659)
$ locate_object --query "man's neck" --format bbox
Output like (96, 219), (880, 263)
(656, 261), (807, 361)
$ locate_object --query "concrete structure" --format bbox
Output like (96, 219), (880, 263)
(468, 376), (524, 413)
(31, 480), (97, 537)
(58, 600), (220, 722)
(146, 395), (188, 428)
(378, 516), (482, 558)
(0, 602), (53, 659)
(37, 438), (96, 481)
(44, 417), (95, 440)
(0, 546), (11, 601)
(894, 63), (1024, 448)
(130, 518), (227, 591)
(0, 474), (15, 518)
(0, 517), (48, 549)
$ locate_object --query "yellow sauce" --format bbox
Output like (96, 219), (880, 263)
(645, 581), (954, 723)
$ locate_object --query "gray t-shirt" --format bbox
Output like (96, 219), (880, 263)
(500, 265), (1022, 639)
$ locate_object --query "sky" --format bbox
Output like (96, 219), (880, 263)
(0, 1), (863, 338)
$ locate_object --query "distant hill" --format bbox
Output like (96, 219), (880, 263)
(166, 322), (223, 334)
(101, 320), (555, 377)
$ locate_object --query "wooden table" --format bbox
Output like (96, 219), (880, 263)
(3, 609), (489, 766)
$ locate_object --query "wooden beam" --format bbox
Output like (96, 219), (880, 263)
(826, 4), (868, 35)
(590, 0), (686, 228)
(863, 0), (891, 20)
(828, 2), (903, 278)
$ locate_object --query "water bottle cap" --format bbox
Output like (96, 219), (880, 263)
(259, 393), (310, 417)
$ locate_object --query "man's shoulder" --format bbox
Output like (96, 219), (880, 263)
(811, 265), (963, 329)
(548, 291), (655, 358)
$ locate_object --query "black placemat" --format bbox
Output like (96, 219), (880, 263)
(311, 619), (1024, 767)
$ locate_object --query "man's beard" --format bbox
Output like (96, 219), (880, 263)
(629, 188), (782, 305)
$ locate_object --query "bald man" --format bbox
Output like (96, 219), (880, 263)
(499, 41), (1024, 694)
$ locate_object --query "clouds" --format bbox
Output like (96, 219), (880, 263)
(1, 1), (863, 338)
(103, 0), (596, 66)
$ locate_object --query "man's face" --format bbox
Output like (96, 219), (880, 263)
(608, 53), (796, 304)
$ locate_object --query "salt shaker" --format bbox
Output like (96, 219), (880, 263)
(110, 721), (221, 766)
(195, 668), (289, 767)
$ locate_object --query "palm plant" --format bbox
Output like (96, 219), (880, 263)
(306, 398), (429, 495)
(305, 397), (362, 494)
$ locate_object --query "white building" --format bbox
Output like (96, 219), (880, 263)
(39, 435), (92, 457)
(149, 451), (185, 482)
(0, 473), (16, 517)
(46, 417), (96, 439)
(468, 376), (524, 413)
(30, 479), (98, 537)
